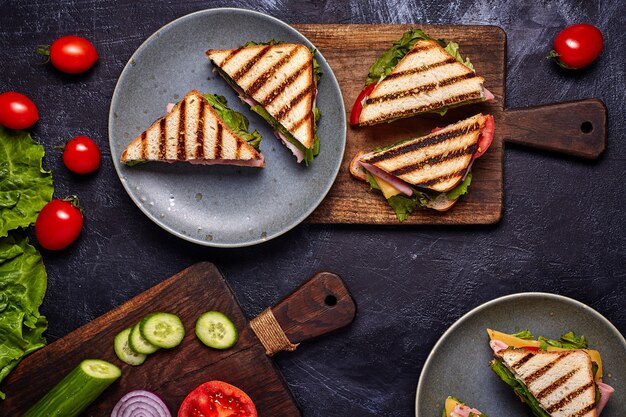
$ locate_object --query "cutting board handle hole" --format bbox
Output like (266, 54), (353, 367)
(324, 295), (337, 307)
(580, 121), (593, 134)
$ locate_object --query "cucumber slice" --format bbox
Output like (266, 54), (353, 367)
(129, 322), (159, 355)
(23, 359), (121, 417)
(114, 327), (146, 366)
(195, 311), (238, 349)
(140, 312), (185, 348)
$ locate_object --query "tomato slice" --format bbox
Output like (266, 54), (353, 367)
(178, 381), (257, 417)
(473, 114), (495, 159)
(521, 346), (540, 352)
(350, 82), (377, 126)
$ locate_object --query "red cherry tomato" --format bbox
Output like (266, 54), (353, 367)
(48, 36), (98, 74)
(350, 82), (377, 125)
(35, 197), (84, 250)
(178, 381), (257, 417)
(63, 136), (101, 174)
(0, 92), (39, 130)
(551, 24), (603, 69)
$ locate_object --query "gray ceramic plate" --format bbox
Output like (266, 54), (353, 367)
(416, 292), (625, 416)
(109, 8), (345, 247)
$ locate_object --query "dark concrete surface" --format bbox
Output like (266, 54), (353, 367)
(1, 1), (625, 416)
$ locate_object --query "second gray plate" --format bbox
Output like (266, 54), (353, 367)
(108, 8), (345, 247)
(416, 292), (625, 416)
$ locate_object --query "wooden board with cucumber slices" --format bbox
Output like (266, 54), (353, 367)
(1, 263), (356, 416)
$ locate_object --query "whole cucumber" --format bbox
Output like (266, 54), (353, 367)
(23, 359), (121, 417)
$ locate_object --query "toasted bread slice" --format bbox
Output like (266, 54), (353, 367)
(206, 44), (316, 149)
(359, 39), (486, 126)
(500, 349), (597, 417)
(121, 90), (264, 167)
(360, 114), (487, 193)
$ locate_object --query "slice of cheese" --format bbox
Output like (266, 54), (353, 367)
(445, 397), (461, 416)
(373, 175), (401, 199)
(487, 328), (603, 378)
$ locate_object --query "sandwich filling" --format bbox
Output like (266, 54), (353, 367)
(443, 396), (485, 417)
(351, 28), (495, 126)
(488, 329), (614, 417)
(207, 41), (322, 165)
(351, 113), (494, 221)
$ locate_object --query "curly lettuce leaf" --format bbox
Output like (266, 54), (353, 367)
(511, 329), (535, 340)
(490, 359), (551, 417)
(0, 232), (48, 399)
(0, 127), (53, 237)
(539, 331), (588, 350)
(444, 41), (474, 71)
(202, 93), (262, 149)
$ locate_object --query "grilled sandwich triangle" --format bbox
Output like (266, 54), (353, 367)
(360, 113), (487, 193)
(206, 43), (316, 150)
(358, 39), (487, 126)
(121, 90), (264, 167)
(500, 349), (598, 417)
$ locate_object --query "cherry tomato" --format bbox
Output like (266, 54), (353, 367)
(550, 24), (603, 69)
(0, 92), (39, 130)
(350, 82), (377, 125)
(46, 36), (99, 74)
(35, 197), (84, 250)
(63, 136), (101, 174)
(178, 381), (257, 417)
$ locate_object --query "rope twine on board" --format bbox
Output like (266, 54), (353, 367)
(250, 308), (299, 356)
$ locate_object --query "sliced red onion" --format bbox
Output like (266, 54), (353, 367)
(111, 390), (171, 417)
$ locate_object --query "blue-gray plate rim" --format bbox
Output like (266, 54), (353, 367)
(108, 8), (346, 248)
(415, 292), (626, 416)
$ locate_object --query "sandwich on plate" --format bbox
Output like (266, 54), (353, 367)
(488, 328), (614, 417)
(206, 41), (321, 165)
(443, 396), (485, 417)
(350, 28), (494, 126)
(349, 113), (494, 221)
(121, 90), (264, 167)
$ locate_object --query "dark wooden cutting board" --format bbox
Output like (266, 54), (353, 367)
(0, 263), (356, 416)
(293, 24), (606, 225)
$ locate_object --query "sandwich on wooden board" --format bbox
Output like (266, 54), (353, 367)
(349, 113), (495, 221)
(488, 328), (615, 417)
(206, 41), (321, 165)
(350, 28), (495, 126)
(121, 90), (264, 167)
(442, 396), (485, 417)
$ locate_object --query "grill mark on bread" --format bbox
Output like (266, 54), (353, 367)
(525, 354), (567, 384)
(389, 145), (476, 177)
(367, 72), (476, 104)
(365, 122), (480, 164)
(177, 99), (186, 160)
(196, 99), (205, 159)
(383, 57), (456, 81)
(292, 112), (313, 132)
(416, 169), (465, 188)
(536, 369), (577, 400)
(511, 352), (536, 370)
(261, 64), (308, 107)
(140, 131), (147, 160)
(215, 122), (223, 159)
(247, 47), (299, 96)
(158, 118), (166, 159)
(569, 403), (597, 417)
(235, 138), (242, 159)
(361, 91), (483, 125)
(275, 84), (312, 121)
(545, 381), (594, 414)
(232, 46), (271, 82)
(220, 47), (243, 67)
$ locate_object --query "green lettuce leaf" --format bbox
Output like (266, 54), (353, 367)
(511, 329), (535, 340)
(490, 359), (551, 417)
(0, 127), (53, 237)
(444, 42), (474, 71)
(446, 172), (472, 200)
(539, 331), (588, 350)
(0, 232), (48, 399)
(202, 93), (262, 149)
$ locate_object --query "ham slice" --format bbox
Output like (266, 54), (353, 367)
(274, 130), (305, 163)
(359, 160), (413, 197)
(188, 156), (265, 167)
(483, 87), (495, 102)
(490, 339), (509, 356)
(452, 404), (483, 417)
(596, 382), (615, 415)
